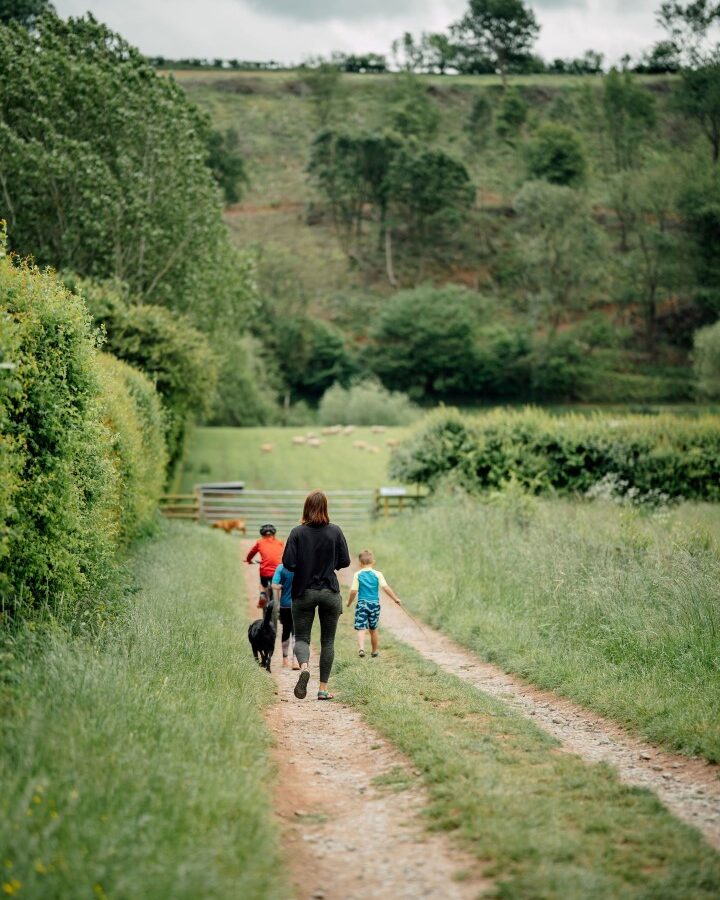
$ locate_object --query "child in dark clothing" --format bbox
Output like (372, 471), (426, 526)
(272, 563), (299, 669)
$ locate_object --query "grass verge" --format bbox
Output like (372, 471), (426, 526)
(0, 522), (282, 899)
(349, 496), (720, 762)
(332, 621), (720, 898)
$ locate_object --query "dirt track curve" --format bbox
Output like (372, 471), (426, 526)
(368, 593), (720, 851)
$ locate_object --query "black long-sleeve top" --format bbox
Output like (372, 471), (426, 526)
(281, 523), (351, 600)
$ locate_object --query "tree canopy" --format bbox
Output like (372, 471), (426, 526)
(451, 0), (540, 81)
(0, 0), (53, 27)
(0, 13), (253, 328)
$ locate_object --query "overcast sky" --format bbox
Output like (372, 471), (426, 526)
(54, 0), (665, 66)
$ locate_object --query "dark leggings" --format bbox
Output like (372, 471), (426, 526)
(279, 607), (293, 647)
(292, 589), (342, 683)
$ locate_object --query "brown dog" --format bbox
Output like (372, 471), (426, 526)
(211, 518), (247, 535)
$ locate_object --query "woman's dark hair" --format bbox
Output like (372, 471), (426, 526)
(302, 490), (329, 526)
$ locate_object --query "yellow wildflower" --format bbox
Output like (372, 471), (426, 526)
(2, 878), (21, 895)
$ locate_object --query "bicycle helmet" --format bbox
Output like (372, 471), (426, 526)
(259, 523), (277, 536)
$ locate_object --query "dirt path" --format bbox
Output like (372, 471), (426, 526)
(242, 560), (490, 900)
(367, 595), (720, 851)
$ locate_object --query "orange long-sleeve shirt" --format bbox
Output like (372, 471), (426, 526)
(245, 536), (284, 577)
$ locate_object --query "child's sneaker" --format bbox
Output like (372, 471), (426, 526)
(358, 649), (365, 658)
(371, 651), (380, 658)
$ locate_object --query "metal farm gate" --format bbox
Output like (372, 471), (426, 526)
(160, 482), (375, 531)
(159, 483), (426, 527)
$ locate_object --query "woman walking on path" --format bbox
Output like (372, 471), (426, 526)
(282, 490), (350, 701)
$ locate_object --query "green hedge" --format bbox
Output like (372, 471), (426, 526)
(67, 276), (218, 468)
(390, 408), (720, 500)
(97, 354), (167, 544)
(0, 251), (166, 620)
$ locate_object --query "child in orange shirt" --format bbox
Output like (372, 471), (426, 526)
(245, 523), (284, 607)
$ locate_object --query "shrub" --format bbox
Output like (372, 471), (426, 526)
(0, 295), (20, 593)
(318, 379), (418, 426)
(390, 408), (720, 500)
(369, 285), (487, 400)
(527, 332), (594, 400)
(207, 334), (280, 426)
(96, 354), (167, 544)
(1, 254), (117, 616)
(464, 94), (493, 147)
(70, 277), (218, 467)
(389, 409), (478, 489)
(0, 249), (167, 620)
(694, 320), (720, 401)
(271, 316), (356, 404)
(525, 123), (587, 186)
(474, 324), (531, 398)
(496, 88), (528, 142)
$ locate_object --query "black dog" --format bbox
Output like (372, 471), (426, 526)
(248, 598), (277, 672)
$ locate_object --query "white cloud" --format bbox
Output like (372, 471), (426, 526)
(54, 0), (663, 64)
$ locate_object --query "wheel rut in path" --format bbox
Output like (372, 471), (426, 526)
(365, 589), (720, 851)
(242, 560), (490, 900)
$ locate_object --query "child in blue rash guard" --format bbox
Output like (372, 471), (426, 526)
(346, 549), (401, 658)
(272, 563), (299, 669)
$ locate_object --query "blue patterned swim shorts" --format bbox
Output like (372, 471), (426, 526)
(354, 601), (380, 631)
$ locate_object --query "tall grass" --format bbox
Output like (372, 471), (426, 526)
(357, 496), (720, 761)
(0, 523), (282, 899)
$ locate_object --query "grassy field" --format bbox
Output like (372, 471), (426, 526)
(0, 523), (282, 899)
(331, 621), (720, 898)
(350, 496), (720, 762)
(167, 68), (674, 92)
(175, 425), (409, 492)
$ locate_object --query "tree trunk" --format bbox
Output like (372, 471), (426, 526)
(385, 227), (397, 287)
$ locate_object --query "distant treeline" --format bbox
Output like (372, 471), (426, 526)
(150, 49), (676, 77)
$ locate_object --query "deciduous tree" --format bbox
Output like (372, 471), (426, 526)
(677, 60), (720, 162)
(601, 69), (656, 170)
(513, 180), (604, 332)
(657, 0), (720, 64)
(526, 123), (587, 186)
(299, 58), (344, 127)
(451, 0), (540, 83)
(0, 14), (253, 329)
(0, 0), (53, 27)
(205, 127), (248, 204)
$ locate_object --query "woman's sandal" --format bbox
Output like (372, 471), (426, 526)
(294, 670), (310, 699)
(317, 690), (335, 700)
